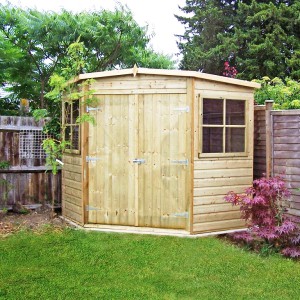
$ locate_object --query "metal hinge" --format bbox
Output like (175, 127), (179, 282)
(132, 158), (146, 165)
(163, 211), (189, 218)
(172, 212), (189, 218)
(86, 205), (101, 211)
(171, 159), (189, 166)
(86, 156), (101, 162)
(86, 106), (101, 113)
(173, 106), (190, 113)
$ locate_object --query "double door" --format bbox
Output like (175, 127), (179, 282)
(87, 93), (190, 229)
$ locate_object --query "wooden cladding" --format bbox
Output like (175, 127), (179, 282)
(62, 154), (83, 224)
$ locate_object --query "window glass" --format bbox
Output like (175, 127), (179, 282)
(63, 99), (80, 152)
(72, 126), (80, 150)
(226, 100), (245, 125)
(203, 99), (223, 125)
(201, 98), (246, 155)
(225, 128), (245, 152)
(72, 100), (80, 123)
(64, 102), (71, 124)
(202, 127), (223, 153)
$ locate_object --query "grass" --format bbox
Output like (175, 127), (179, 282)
(0, 228), (300, 300)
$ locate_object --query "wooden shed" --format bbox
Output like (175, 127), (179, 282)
(62, 67), (260, 235)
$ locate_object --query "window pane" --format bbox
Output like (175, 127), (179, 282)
(64, 102), (71, 124)
(202, 127), (223, 153)
(226, 128), (245, 152)
(203, 99), (223, 125)
(226, 100), (245, 125)
(72, 100), (80, 123)
(65, 126), (71, 149)
(72, 126), (80, 150)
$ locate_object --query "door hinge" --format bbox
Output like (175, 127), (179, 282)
(132, 158), (146, 165)
(86, 205), (101, 211)
(173, 106), (189, 113)
(86, 156), (101, 162)
(171, 159), (189, 166)
(163, 211), (189, 218)
(86, 106), (101, 113)
(172, 212), (189, 218)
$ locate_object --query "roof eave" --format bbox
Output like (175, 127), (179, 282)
(75, 67), (261, 89)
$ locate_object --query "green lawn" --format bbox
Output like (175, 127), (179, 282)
(0, 228), (299, 300)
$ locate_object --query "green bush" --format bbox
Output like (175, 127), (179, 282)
(254, 77), (300, 109)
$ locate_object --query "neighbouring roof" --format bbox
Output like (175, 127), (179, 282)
(73, 66), (261, 89)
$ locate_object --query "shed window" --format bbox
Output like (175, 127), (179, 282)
(63, 99), (80, 153)
(201, 98), (246, 155)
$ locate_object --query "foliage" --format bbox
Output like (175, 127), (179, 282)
(1, 230), (300, 299)
(0, 160), (10, 169)
(0, 3), (174, 115)
(176, 0), (300, 80)
(222, 61), (238, 78)
(42, 138), (69, 175)
(254, 77), (300, 109)
(225, 176), (300, 259)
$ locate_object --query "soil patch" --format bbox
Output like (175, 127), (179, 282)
(0, 207), (71, 237)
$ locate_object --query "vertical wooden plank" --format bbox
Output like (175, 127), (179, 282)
(154, 94), (162, 228)
(104, 95), (112, 224)
(127, 95), (136, 225)
(265, 100), (274, 178)
(187, 78), (195, 234)
(168, 94), (178, 228)
(160, 95), (171, 228)
(87, 97), (98, 223)
(110, 95), (120, 225)
(134, 95), (139, 226)
(96, 95), (106, 224)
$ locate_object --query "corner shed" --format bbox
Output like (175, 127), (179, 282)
(62, 67), (260, 234)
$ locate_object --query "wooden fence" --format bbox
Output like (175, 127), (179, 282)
(254, 102), (300, 217)
(0, 116), (61, 209)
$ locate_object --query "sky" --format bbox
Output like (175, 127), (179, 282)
(1, 0), (187, 61)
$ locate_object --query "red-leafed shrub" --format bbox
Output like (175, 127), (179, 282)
(222, 61), (238, 78)
(225, 176), (300, 259)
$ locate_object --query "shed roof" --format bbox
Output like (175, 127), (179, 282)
(75, 66), (260, 89)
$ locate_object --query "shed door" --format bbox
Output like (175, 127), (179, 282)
(137, 94), (189, 229)
(87, 94), (189, 229)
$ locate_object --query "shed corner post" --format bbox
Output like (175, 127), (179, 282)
(265, 100), (274, 179)
(187, 77), (195, 235)
(81, 83), (90, 225)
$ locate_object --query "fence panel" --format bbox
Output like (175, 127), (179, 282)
(0, 116), (61, 208)
(271, 111), (300, 217)
(254, 106), (300, 217)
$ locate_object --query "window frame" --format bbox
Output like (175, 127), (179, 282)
(198, 94), (249, 158)
(62, 98), (81, 154)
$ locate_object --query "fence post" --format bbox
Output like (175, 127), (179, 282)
(265, 100), (274, 179)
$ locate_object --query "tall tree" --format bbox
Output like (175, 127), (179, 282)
(0, 4), (174, 112)
(176, 0), (300, 80)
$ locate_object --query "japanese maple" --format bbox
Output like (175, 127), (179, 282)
(225, 176), (300, 258)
